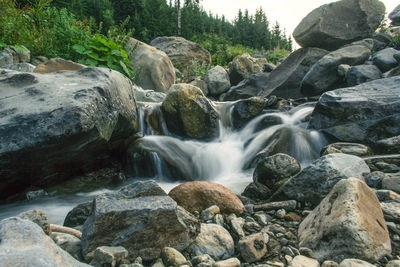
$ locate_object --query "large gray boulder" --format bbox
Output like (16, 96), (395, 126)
(346, 64), (382, 86)
(0, 217), (89, 266)
(298, 178), (391, 263)
(0, 68), (138, 200)
(389, 4), (400, 26)
(301, 45), (371, 96)
(372, 47), (400, 72)
(227, 53), (266, 86)
(161, 84), (219, 140)
(308, 76), (400, 145)
(127, 38), (175, 93)
(0, 47), (14, 67)
(282, 153), (370, 205)
(203, 65), (230, 96)
(293, 0), (385, 51)
(81, 181), (200, 261)
(150, 36), (211, 73)
(224, 48), (328, 100)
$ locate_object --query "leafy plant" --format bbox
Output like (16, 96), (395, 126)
(265, 48), (290, 64)
(73, 34), (135, 79)
(389, 32), (400, 50)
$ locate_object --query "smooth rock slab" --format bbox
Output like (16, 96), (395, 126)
(298, 178), (391, 263)
(189, 223), (234, 261)
(0, 217), (89, 266)
(283, 153), (370, 205)
(293, 0), (385, 51)
(308, 76), (400, 144)
(81, 181), (200, 261)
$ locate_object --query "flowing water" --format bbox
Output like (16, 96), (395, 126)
(0, 100), (327, 225)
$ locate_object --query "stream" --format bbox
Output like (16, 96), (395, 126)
(0, 101), (327, 225)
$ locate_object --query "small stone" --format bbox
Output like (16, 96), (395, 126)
(275, 209), (286, 219)
(321, 261), (339, 267)
(213, 257), (240, 267)
(213, 214), (224, 226)
(202, 205), (220, 221)
(254, 212), (269, 226)
(161, 247), (187, 267)
(280, 238), (289, 246)
(227, 215), (245, 239)
(243, 221), (262, 233)
(238, 232), (269, 263)
(26, 189), (48, 200)
(90, 246), (128, 267)
(381, 201), (400, 223)
(299, 247), (316, 259)
(151, 258), (165, 267)
(339, 258), (376, 267)
(364, 171), (385, 189)
(191, 254), (215, 266)
(284, 212), (302, 222)
(254, 200), (297, 212)
(289, 255), (319, 267)
(374, 190), (400, 202)
(285, 255), (294, 265)
(51, 232), (82, 261)
(382, 173), (400, 193)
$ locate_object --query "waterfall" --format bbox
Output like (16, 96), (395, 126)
(137, 101), (327, 193)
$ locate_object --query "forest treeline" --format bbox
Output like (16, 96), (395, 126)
(50, 0), (293, 52)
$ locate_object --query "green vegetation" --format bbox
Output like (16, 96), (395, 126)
(390, 33), (400, 50)
(1, 0), (292, 78)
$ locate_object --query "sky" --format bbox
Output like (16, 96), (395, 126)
(201, 0), (399, 38)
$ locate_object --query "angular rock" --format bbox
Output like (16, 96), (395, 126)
(169, 181), (245, 215)
(203, 66), (230, 96)
(242, 182), (272, 201)
(189, 223), (234, 261)
(161, 247), (187, 267)
(283, 154), (370, 205)
(298, 178), (391, 263)
(389, 5), (400, 26)
(381, 201), (400, 223)
(253, 153), (301, 191)
(308, 77), (400, 144)
(81, 181), (200, 261)
(346, 64), (382, 86)
(90, 246), (128, 267)
(150, 36), (211, 73)
(339, 259), (376, 267)
(191, 254), (215, 266)
(289, 255), (320, 267)
(18, 210), (51, 235)
(161, 84), (219, 140)
(0, 217), (89, 266)
(301, 45), (371, 96)
(227, 53), (266, 86)
(0, 68), (138, 200)
(51, 232), (82, 261)
(382, 173), (400, 193)
(224, 48), (328, 100)
(33, 58), (85, 73)
(231, 97), (265, 129)
(238, 232), (269, 263)
(320, 142), (373, 157)
(293, 0), (385, 51)
(372, 48), (400, 72)
(64, 202), (92, 228)
(127, 38), (175, 93)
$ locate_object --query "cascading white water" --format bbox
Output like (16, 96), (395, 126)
(139, 102), (327, 193)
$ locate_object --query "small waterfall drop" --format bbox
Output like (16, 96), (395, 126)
(137, 101), (327, 193)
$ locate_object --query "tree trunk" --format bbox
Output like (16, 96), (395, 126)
(177, 0), (181, 35)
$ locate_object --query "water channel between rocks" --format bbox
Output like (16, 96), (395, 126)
(0, 101), (328, 225)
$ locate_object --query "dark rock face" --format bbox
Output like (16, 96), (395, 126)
(81, 181), (200, 261)
(231, 97), (265, 129)
(372, 48), (400, 72)
(346, 64), (382, 86)
(64, 202), (92, 228)
(0, 68), (138, 201)
(224, 48), (328, 100)
(308, 76), (400, 145)
(301, 45), (371, 96)
(389, 4), (400, 26)
(282, 153), (370, 205)
(293, 0), (385, 51)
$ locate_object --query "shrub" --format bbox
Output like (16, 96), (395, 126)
(73, 34), (135, 79)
